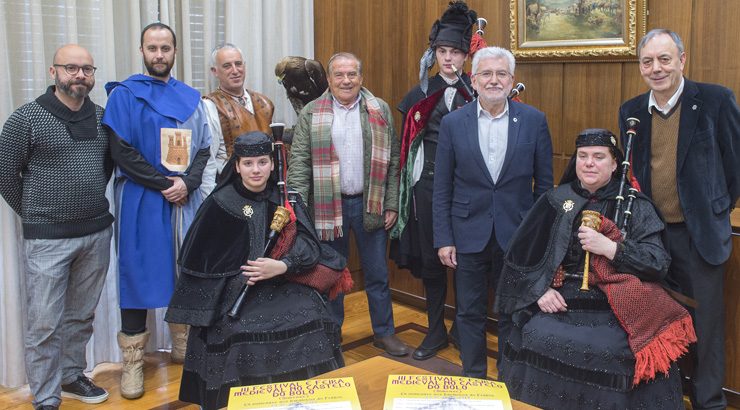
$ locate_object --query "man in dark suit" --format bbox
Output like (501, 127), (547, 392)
(619, 29), (740, 410)
(433, 46), (553, 378)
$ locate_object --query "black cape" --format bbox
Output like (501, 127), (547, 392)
(166, 180), (345, 410)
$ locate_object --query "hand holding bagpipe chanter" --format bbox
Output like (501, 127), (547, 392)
(580, 118), (641, 291)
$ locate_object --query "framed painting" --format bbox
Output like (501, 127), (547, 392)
(510, 0), (647, 62)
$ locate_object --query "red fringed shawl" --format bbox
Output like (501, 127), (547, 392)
(589, 217), (696, 385)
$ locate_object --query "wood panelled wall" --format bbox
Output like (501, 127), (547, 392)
(314, 0), (740, 399)
(315, 0), (740, 178)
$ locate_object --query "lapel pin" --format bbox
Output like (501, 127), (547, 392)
(242, 204), (254, 218)
(692, 104), (697, 110)
(513, 117), (518, 123)
(563, 200), (574, 212)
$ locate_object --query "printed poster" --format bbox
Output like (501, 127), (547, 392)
(227, 377), (361, 410)
(383, 374), (513, 410)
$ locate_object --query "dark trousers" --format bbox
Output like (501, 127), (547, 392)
(665, 223), (727, 410)
(454, 234), (509, 379)
(121, 308), (148, 335)
(421, 275), (449, 347)
(413, 177), (452, 347)
(324, 196), (395, 337)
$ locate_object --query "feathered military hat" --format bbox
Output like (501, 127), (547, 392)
(430, 1), (477, 53)
(419, 1), (478, 94)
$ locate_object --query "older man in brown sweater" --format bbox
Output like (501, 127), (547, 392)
(619, 29), (740, 410)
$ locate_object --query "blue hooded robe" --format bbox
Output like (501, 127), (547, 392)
(103, 74), (211, 308)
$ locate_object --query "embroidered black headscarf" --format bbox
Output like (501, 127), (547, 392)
(559, 128), (625, 185)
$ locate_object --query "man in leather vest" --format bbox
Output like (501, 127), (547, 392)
(204, 43), (274, 177)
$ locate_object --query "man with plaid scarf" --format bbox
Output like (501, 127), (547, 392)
(287, 52), (407, 356)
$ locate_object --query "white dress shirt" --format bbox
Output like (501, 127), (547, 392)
(648, 77), (685, 115)
(476, 100), (509, 183)
(331, 95), (364, 195)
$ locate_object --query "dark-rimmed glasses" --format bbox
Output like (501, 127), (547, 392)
(474, 70), (511, 81)
(53, 64), (97, 76)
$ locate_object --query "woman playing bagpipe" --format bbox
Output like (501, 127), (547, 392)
(494, 128), (695, 409)
(165, 131), (350, 410)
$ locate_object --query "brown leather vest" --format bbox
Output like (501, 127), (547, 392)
(204, 89), (274, 157)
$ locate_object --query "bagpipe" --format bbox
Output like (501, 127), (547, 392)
(449, 17), (486, 102)
(228, 123), (291, 318)
(613, 117), (641, 235)
(580, 118), (640, 291)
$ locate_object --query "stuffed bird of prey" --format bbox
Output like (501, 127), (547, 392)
(275, 56), (329, 115)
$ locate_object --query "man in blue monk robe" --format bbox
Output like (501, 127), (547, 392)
(102, 22), (213, 400)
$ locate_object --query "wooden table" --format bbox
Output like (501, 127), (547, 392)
(316, 356), (539, 409)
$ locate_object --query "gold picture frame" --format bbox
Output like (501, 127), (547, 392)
(510, 0), (647, 62)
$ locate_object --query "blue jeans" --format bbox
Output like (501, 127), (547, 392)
(324, 196), (395, 337)
(23, 227), (112, 408)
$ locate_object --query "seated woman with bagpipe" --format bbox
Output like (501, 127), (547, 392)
(165, 131), (351, 410)
(494, 128), (695, 410)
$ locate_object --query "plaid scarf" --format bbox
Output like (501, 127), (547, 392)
(590, 217), (696, 385)
(309, 88), (391, 240)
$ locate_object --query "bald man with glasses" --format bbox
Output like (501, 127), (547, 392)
(0, 44), (113, 410)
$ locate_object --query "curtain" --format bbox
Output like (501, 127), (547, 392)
(174, 0), (315, 125)
(0, 0), (130, 389)
(0, 0), (314, 388)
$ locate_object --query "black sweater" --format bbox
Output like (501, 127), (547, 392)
(0, 88), (113, 238)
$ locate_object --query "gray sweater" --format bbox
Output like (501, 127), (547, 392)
(0, 92), (113, 239)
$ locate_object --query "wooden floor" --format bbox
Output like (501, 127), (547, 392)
(0, 291), (712, 410)
(0, 292), (497, 409)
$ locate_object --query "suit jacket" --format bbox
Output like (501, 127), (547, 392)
(619, 78), (740, 265)
(433, 99), (553, 254)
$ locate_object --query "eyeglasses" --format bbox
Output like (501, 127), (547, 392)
(474, 70), (511, 81)
(53, 64), (97, 76)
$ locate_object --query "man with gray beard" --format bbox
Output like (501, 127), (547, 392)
(0, 44), (113, 410)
